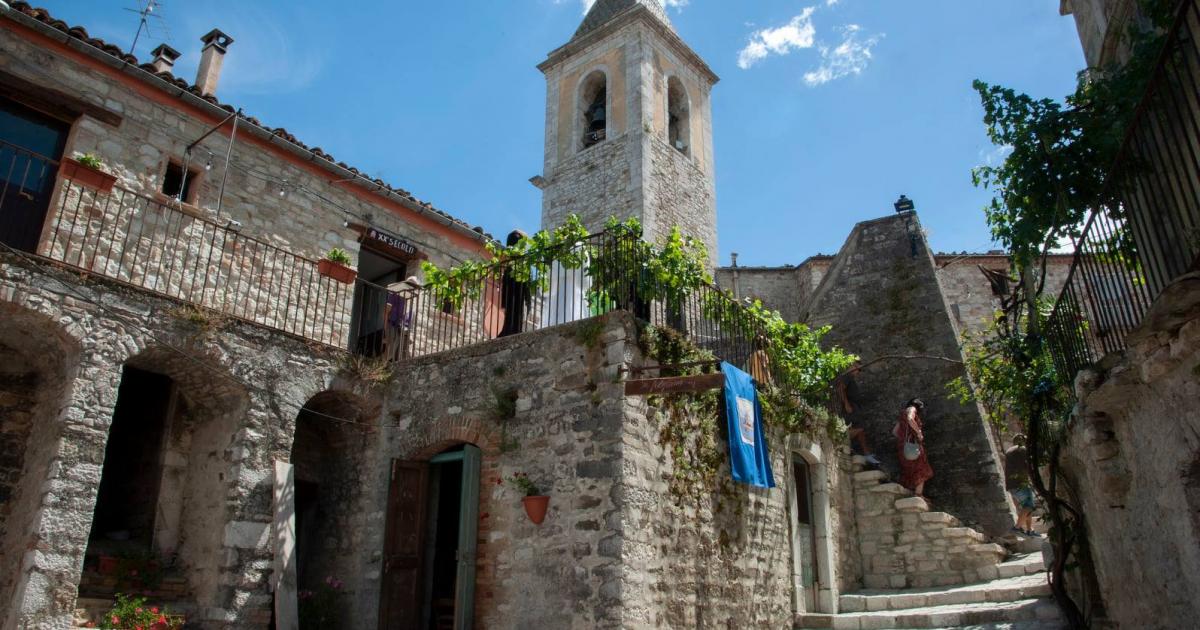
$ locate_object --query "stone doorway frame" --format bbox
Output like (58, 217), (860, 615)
(787, 437), (839, 615)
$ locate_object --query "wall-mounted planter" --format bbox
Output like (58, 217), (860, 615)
(318, 259), (357, 284)
(522, 495), (550, 525)
(60, 157), (117, 193)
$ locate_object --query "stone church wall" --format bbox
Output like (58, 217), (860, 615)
(1061, 272), (1200, 630)
(802, 213), (1014, 537)
(646, 136), (717, 265)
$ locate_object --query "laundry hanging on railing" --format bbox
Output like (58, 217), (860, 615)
(539, 259), (593, 327)
(720, 361), (775, 489)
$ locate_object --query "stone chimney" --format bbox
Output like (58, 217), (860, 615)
(149, 44), (181, 74)
(194, 29), (234, 97)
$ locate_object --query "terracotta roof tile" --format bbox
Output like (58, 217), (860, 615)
(8, 2), (492, 242)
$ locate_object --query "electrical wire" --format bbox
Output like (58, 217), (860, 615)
(0, 240), (387, 433)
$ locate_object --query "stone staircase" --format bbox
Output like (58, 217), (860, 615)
(800, 459), (1066, 629)
(853, 468), (1009, 590)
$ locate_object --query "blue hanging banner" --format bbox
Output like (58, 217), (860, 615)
(721, 362), (776, 488)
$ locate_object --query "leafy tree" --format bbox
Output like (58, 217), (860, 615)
(968, 2), (1177, 626)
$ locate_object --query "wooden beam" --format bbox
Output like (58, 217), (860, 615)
(0, 69), (123, 127)
(624, 373), (724, 396)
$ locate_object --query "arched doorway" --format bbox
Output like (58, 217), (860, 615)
(288, 391), (373, 629)
(0, 305), (78, 619)
(380, 443), (480, 630)
(79, 349), (247, 615)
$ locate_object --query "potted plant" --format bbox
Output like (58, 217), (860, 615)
(507, 472), (549, 525)
(60, 153), (118, 193)
(317, 248), (357, 284)
(98, 593), (184, 629)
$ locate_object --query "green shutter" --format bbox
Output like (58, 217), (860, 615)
(454, 445), (481, 629)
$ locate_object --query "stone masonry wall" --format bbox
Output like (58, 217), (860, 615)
(0, 254), (349, 630)
(935, 256), (1072, 338)
(368, 314), (634, 629)
(1062, 272), (1200, 630)
(645, 133), (716, 266)
(618, 401), (794, 627)
(802, 213), (1014, 537)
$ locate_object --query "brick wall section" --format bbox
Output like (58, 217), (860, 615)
(801, 213), (1014, 537)
(0, 254), (347, 630)
(1061, 272), (1200, 629)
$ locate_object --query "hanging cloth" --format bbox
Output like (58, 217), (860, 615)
(721, 361), (776, 489)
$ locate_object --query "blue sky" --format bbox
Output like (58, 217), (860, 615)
(47, 0), (1085, 266)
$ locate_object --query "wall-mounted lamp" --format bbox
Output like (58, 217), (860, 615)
(894, 194), (915, 213)
(529, 175), (548, 190)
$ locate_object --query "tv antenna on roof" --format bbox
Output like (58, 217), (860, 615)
(124, 0), (170, 56)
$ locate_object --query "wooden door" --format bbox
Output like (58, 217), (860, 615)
(379, 460), (429, 630)
(453, 445), (481, 629)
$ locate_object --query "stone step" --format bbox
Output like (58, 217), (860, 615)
(828, 597), (1062, 629)
(840, 573), (1052, 613)
(895, 496), (930, 512)
(854, 469), (889, 485)
(996, 553), (1046, 578)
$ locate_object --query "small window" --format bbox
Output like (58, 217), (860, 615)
(162, 161), (199, 203)
(667, 76), (690, 155)
(579, 71), (608, 151)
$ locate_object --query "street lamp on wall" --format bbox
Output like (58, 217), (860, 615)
(894, 194), (915, 213)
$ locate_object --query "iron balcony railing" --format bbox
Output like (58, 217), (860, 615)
(0, 142), (355, 347)
(0, 141), (765, 367)
(348, 230), (767, 367)
(1046, 0), (1200, 381)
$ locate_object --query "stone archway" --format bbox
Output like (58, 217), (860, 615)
(0, 303), (81, 624)
(288, 390), (376, 628)
(79, 345), (249, 616)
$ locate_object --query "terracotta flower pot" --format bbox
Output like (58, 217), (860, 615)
(318, 259), (357, 284)
(60, 158), (117, 193)
(522, 495), (550, 525)
(97, 555), (119, 575)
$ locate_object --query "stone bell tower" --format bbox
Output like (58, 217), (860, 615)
(536, 0), (719, 262)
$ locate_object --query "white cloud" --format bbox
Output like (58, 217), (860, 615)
(802, 24), (882, 87)
(825, 0), (840, 6)
(736, 7), (817, 70)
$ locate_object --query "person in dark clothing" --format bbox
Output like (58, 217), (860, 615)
(832, 361), (881, 467)
(1005, 434), (1041, 537)
(499, 230), (531, 338)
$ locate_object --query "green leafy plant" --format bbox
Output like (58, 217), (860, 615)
(325, 248), (353, 266)
(76, 153), (104, 170)
(506, 471), (542, 496)
(966, 3), (1177, 624)
(98, 593), (183, 630)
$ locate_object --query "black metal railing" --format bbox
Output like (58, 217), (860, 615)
(0, 141), (763, 365)
(349, 230), (766, 366)
(33, 166), (354, 347)
(1046, 0), (1200, 379)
